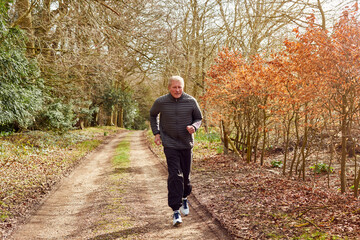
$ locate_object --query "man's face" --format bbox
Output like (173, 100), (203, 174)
(168, 80), (183, 99)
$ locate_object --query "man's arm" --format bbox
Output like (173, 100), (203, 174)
(150, 100), (163, 145)
(191, 99), (203, 131)
(149, 100), (160, 136)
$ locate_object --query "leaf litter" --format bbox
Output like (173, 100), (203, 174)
(191, 144), (360, 239)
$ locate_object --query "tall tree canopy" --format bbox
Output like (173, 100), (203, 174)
(1, 0), (356, 132)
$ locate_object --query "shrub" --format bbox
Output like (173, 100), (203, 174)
(350, 185), (360, 190)
(35, 100), (77, 132)
(310, 163), (333, 174)
(271, 160), (283, 168)
(0, 21), (44, 130)
(195, 128), (221, 143)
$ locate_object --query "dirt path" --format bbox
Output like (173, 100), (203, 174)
(9, 131), (230, 240)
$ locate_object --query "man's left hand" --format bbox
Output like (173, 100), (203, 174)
(186, 125), (195, 134)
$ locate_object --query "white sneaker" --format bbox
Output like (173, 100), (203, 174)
(173, 210), (182, 226)
(180, 198), (189, 216)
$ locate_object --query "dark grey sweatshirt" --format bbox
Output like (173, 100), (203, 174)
(150, 92), (202, 149)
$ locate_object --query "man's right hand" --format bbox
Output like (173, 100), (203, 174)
(154, 134), (162, 146)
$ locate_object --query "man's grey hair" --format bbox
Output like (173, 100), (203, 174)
(168, 76), (184, 87)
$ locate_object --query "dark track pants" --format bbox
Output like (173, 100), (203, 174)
(164, 148), (192, 211)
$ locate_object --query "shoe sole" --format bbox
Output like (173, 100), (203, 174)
(173, 221), (182, 227)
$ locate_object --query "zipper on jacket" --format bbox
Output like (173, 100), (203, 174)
(175, 98), (179, 139)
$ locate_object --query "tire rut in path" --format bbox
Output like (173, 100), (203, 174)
(9, 130), (231, 239)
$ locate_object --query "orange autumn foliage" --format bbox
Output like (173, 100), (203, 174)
(203, 6), (360, 193)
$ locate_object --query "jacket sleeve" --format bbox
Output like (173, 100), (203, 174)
(192, 99), (202, 131)
(150, 99), (161, 135)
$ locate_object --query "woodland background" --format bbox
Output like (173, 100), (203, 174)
(2, 0), (357, 132)
(2, 0), (360, 238)
(3, 0), (360, 191)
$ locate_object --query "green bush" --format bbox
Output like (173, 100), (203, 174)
(349, 185), (360, 190)
(0, 129), (14, 137)
(35, 100), (77, 132)
(0, 3), (45, 131)
(75, 100), (98, 126)
(195, 128), (221, 143)
(271, 160), (283, 168)
(0, 33), (44, 129)
(310, 163), (333, 174)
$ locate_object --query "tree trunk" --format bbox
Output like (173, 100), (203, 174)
(35, 0), (52, 57)
(340, 111), (347, 193)
(253, 131), (259, 163)
(118, 107), (124, 128)
(14, 0), (35, 55)
(221, 120), (229, 154)
(289, 113), (299, 176)
(260, 108), (267, 166)
(354, 169), (360, 198)
(113, 110), (118, 127)
(300, 112), (308, 180)
(283, 113), (294, 175)
(246, 117), (251, 163)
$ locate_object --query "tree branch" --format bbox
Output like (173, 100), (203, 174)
(93, 0), (122, 17)
(10, 0), (39, 28)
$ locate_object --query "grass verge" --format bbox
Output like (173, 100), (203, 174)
(92, 133), (139, 239)
(0, 127), (122, 238)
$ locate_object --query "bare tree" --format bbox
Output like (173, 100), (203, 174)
(8, 0), (355, 130)
(12, 0), (37, 55)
